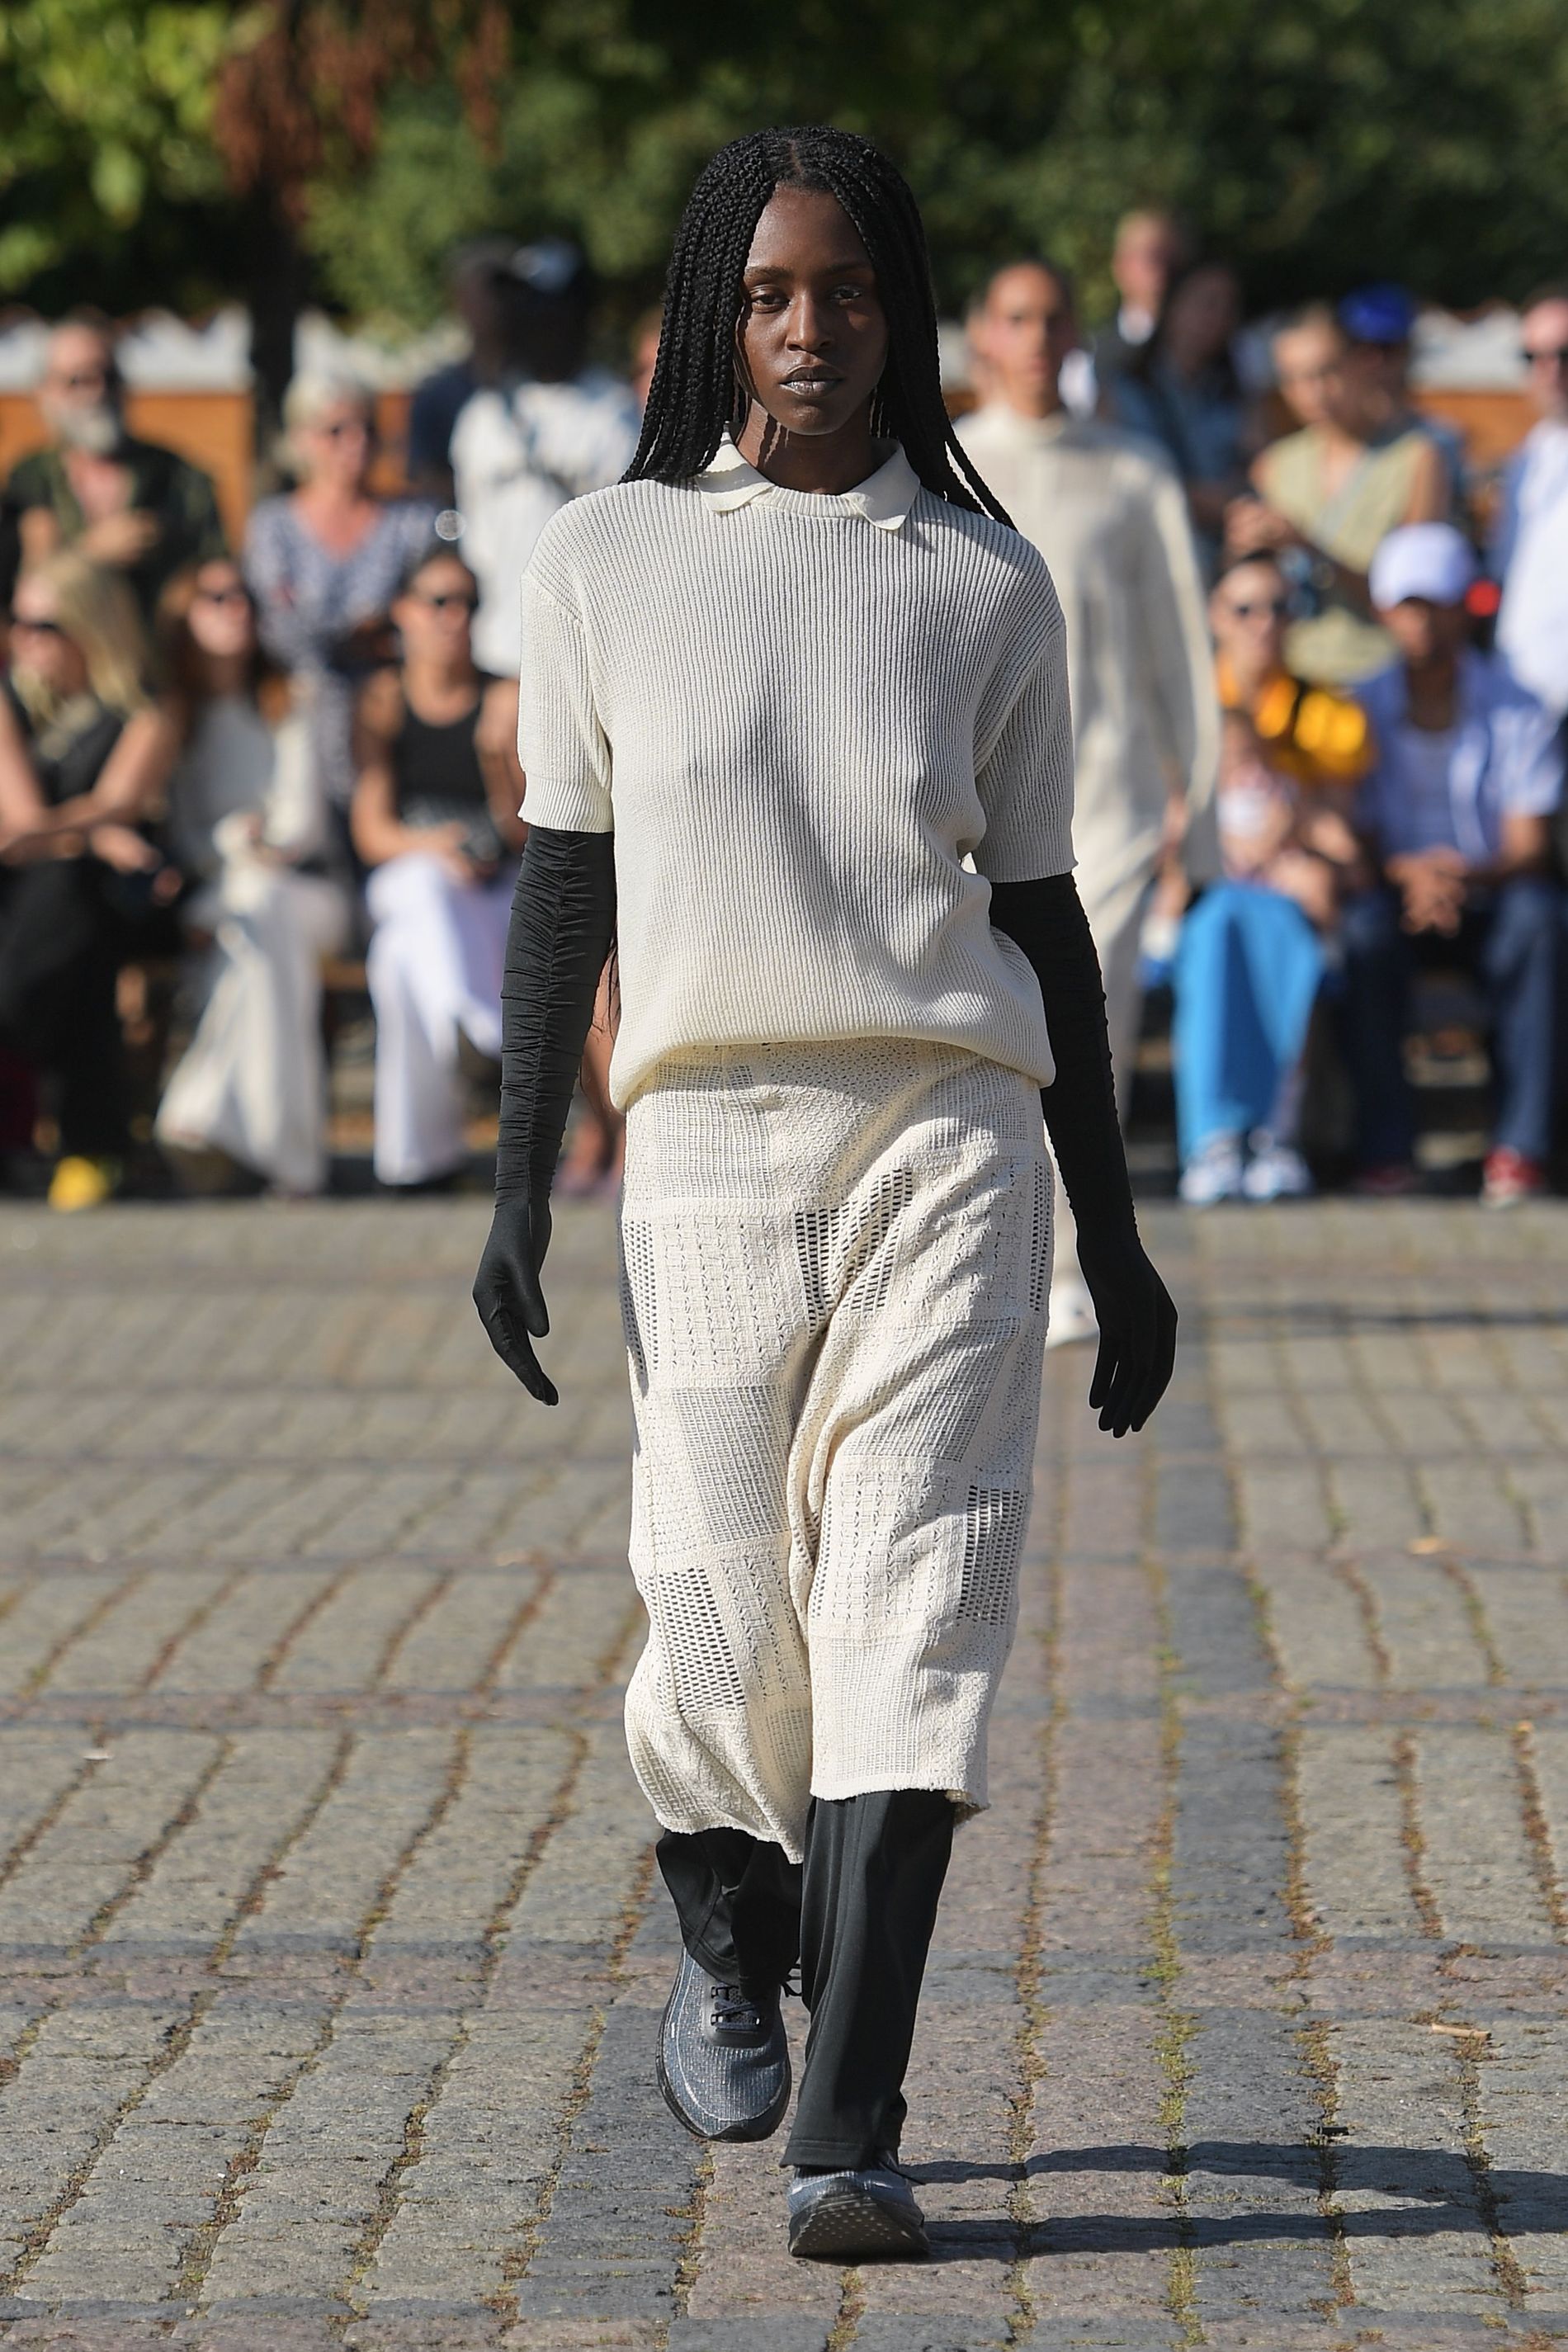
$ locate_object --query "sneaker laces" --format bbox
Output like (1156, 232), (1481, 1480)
(711, 1982), (766, 2032)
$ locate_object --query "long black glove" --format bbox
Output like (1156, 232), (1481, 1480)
(989, 872), (1177, 1437)
(473, 826), (616, 1405)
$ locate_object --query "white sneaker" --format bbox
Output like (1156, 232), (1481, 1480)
(1045, 1273), (1097, 1350)
(1178, 1133), (1244, 1207)
(1242, 1136), (1314, 1202)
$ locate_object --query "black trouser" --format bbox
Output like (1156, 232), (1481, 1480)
(0, 857), (129, 1159)
(657, 1788), (954, 2170)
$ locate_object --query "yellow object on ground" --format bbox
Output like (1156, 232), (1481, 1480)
(47, 1155), (120, 1211)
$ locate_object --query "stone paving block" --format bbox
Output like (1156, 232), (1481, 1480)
(1251, 1556), (1379, 1693)
(1507, 1459), (1568, 1557)
(0, 1733), (93, 1872)
(1465, 1566), (1568, 1691)
(1357, 1559), (1490, 1688)
(381, 1572), (546, 1694)
(0, 1575), (128, 1698)
(1292, 1387), (1389, 1459)
(1329, 2018), (1503, 2317)
(267, 1570), (442, 1694)
(1181, 2009), (1336, 2331)
(1472, 2016), (1568, 2304)
(148, 1568), (341, 1693)
(0, 1731), (223, 1953)
(1296, 1728), (1423, 1943)
(1413, 1727), (1556, 1948)
(1327, 1458), (1425, 1550)
(493, 1571), (640, 1693)
(1416, 1461), (1529, 1554)
(41, 1570), (233, 1698)
(1172, 1713), (1292, 1958)
(1234, 1462), (1333, 1555)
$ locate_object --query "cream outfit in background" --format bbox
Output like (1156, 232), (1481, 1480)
(520, 437), (1077, 1109)
(364, 852), (515, 1185)
(155, 697), (349, 1193)
(956, 405), (1219, 1311)
(1494, 418), (1568, 719)
(450, 368), (640, 678)
(619, 1039), (1051, 1861)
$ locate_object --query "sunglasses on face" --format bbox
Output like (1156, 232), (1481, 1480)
(315, 417), (373, 441)
(46, 371), (110, 394)
(411, 591), (476, 613)
(1226, 597), (1291, 621)
(1522, 346), (1568, 369)
(194, 586), (250, 608)
(9, 614), (66, 637)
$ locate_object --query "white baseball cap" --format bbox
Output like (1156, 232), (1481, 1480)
(1369, 522), (1476, 611)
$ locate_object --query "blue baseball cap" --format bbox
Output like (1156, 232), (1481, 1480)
(1339, 283), (1417, 345)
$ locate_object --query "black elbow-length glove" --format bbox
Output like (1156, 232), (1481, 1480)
(473, 826), (616, 1405)
(989, 871), (1177, 1437)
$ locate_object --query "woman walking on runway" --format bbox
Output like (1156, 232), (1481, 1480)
(475, 125), (1177, 2261)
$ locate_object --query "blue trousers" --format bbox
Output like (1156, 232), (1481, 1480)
(1339, 876), (1563, 1166)
(1172, 883), (1325, 1159)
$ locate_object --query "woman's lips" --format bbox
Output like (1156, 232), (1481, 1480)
(780, 373), (843, 396)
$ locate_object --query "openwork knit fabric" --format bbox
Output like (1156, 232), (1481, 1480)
(618, 1038), (1052, 1862)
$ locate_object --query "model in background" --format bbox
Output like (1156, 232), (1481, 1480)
(154, 558), (350, 1196)
(959, 256), (1218, 1344)
(353, 544), (524, 1190)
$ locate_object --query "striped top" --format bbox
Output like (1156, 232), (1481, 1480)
(517, 437), (1076, 1108)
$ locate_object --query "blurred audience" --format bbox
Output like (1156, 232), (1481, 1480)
(1230, 305), (1449, 687)
(5, 315), (226, 623)
(153, 558), (350, 1196)
(448, 239), (639, 678)
(1112, 257), (1253, 572)
(243, 371), (437, 821)
(1494, 284), (1568, 724)
(1341, 525), (1563, 1205)
(1211, 550), (1373, 788)
(405, 241), (522, 507)
(959, 256), (1219, 1336)
(0, 552), (177, 1207)
(1082, 208), (1190, 405)
(352, 543), (523, 1190)
(1339, 284), (1467, 503)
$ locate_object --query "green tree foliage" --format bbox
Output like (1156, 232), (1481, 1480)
(4, 0), (1568, 334)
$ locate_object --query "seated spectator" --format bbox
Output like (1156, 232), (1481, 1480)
(244, 372), (436, 822)
(1339, 283), (1467, 508)
(153, 559), (352, 1197)
(1111, 258), (1252, 573)
(1340, 524), (1563, 1204)
(1174, 710), (1363, 1205)
(352, 544), (524, 1190)
(449, 239), (639, 678)
(1493, 283), (1568, 725)
(6, 314), (226, 625)
(1212, 551), (1374, 789)
(0, 552), (177, 1209)
(1228, 305), (1449, 687)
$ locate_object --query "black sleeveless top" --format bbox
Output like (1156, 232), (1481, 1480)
(390, 678), (503, 867)
(4, 679), (123, 805)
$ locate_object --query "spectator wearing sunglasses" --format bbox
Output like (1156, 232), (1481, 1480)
(0, 551), (179, 1209)
(1211, 552), (1373, 791)
(6, 313), (226, 626)
(243, 372), (436, 820)
(1494, 285), (1568, 725)
(352, 545), (526, 1189)
(153, 559), (351, 1197)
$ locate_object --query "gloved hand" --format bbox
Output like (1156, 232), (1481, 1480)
(1076, 1226), (1178, 1438)
(473, 1193), (557, 1405)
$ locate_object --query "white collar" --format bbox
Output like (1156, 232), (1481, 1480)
(694, 432), (922, 531)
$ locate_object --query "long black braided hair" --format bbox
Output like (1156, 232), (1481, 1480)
(625, 125), (1011, 526)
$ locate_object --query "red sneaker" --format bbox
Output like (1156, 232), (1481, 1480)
(1481, 1147), (1547, 1207)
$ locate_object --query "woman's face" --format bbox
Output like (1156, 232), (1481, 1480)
(394, 557), (477, 663)
(1211, 560), (1290, 674)
(1273, 323), (1346, 431)
(186, 561), (257, 664)
(9, 576), (87, 697)
(735, 186), (889, 443)
(297, 399), (375, 492)
(1165, 266), (1239, 371)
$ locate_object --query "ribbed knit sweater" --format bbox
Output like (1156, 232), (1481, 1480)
(517, 439), (1076, 1109)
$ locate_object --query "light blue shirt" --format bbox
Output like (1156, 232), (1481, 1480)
(1355, 651), (1561, 863)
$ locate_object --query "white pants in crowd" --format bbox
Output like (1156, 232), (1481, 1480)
(1047, 855), (1150, 1341)
(156, 857), (350, 1195)
(365, 851), (515, 1186)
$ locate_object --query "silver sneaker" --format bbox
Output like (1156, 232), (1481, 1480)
(657, 1948), (790, 2142)
(786, 2160), (928, 2260)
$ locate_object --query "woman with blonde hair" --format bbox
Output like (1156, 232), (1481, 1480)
(243, 370), (436, 821)
(0, 549), (177, 1207)
(153, 555), (352, 1194)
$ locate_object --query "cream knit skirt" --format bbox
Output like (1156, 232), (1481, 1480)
(617, 1039), (1051, 1861)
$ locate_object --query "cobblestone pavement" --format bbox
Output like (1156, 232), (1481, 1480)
(4, 1196), (1568, 2350)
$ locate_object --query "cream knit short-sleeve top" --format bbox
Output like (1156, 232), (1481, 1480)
(518, 437), (1076, 1109)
